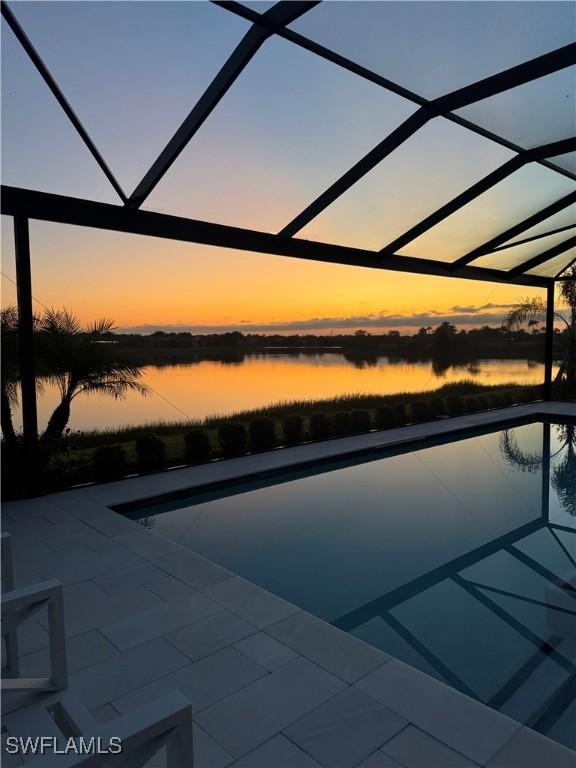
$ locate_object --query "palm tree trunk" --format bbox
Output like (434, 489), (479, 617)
(42, 397), (71, 444)
(1, 388), (17, 447)
(567, 319), (576, 391)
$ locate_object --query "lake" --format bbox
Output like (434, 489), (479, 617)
(25, 352), (549, 433)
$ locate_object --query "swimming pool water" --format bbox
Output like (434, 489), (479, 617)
(123, 420), (576, 748)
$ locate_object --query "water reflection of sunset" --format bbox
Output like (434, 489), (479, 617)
(23, 354), (551, 432)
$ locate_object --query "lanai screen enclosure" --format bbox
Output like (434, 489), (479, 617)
(1, 0), (575, 485)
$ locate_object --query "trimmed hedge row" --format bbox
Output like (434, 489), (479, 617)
(88, 387), (539, 484)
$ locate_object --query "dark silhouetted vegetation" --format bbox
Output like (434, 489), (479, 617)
(374, 405), (397, 429)
(332, 411), (352, 437)
(218, 423), (247, 456)
(135, 434), (167, 473)
(351, 409), (371, 433)
(282, 415), (304, 445)
(249, 417), (276, 451)
(309, 412), (332, 441)
(410, 401), (431, 422)
(184, 429), (211, 464)
(1, 379), (545, 498)
(92, 445), (128, 482)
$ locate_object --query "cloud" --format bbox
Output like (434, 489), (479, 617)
(117, 306), (514, 335)
(450, 302), (515, 314)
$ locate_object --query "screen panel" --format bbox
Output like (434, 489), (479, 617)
(1, 17), (120, 202)
(548, 152), (576, 175)
(297, 118), (514, 250)
(398, 165), (576, 262)
(144, 35), (416, 232)
(525, 249), (576, 277)
(290, 1), (575, 99)
(472, 231), (576, 271)
(503, 207), (576, 246)
(1, 216), (18, 308)
(6, 1), (251, 193)
(455, 67), (576, 151)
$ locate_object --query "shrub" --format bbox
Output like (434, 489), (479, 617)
(392, 403), (408, 425)
(428, 397), (446, 417)
(518, 388), (535, 403)
(92, 445), (127, 482)
(444, 395), (464, 416)
(350, 409), (371, 433)
(374, 406), (397, 429)
(184, 429), (211, 463)
(249, 417), (276, 451)
(488, 392), (506, 408)
(1, 440), (26, 500)
(331, 411), (352, 436)
(468, 396), (483, 412)
(309, 413), (331, 441)
(135, 434), (167, 472)
(282, 415), (304, 445)
(474, 394), (490, 411)
(218, 423), (247, 457)
(410, 401), (431, 423)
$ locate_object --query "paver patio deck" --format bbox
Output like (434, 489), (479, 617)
(3, 403), (576, 767)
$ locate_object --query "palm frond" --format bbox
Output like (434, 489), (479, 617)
(558, 265), (576, 310)
(503, 298), (546, 332)
(76, 376), (150, 400)
(499, 430), (542, 473)
(40, 307), (82, 336)
(86, 318), (117, 336)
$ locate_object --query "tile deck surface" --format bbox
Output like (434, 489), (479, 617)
(3, 403), (576, 767)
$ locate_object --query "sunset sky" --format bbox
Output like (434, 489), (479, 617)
(1, 1), (573, 333)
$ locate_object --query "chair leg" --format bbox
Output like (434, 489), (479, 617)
(166, 710), (194, 768)
(47, 587), (67, 691)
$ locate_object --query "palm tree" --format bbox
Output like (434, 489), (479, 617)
(1, 306), (20, 447)
(37, 308), (149, 446)
(1, 306), (149, 449)
(500, 424), (576, 515)
(504, 265), (576, 394)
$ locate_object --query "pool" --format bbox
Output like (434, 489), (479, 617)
(120, 419), (576, 749)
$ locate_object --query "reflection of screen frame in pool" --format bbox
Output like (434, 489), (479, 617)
(114, 417), (576, 748)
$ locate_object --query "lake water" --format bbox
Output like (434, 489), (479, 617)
(26, 352), (549, 432)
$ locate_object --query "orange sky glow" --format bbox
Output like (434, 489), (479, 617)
(1, 217), (544, 334)
(2, 2), (571, 332)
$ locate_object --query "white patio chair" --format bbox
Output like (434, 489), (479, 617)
(2, 578), (68, 701)
(1, 532), (194, 767)
(4, 689), (194, 768)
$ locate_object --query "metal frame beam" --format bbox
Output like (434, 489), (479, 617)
(279, 109), (431, 236)
(1, 1), (127, 204)
(453, 192), (576, 268)
(216, 1), (576, 185)
(507, 234), (576, 278)
(556, 256), (576, 279)
(13, 216), (41, 495)
(126, 2), (318, 208)
(1, 185), (552, 289)
(544, 290), (555, 399)
(379, 138), (576, 258)
(484, 224), (576, 254)
(278, 46), (576, 237)
(2, 1), (572, 286)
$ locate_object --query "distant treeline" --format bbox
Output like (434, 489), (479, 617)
(94, 321), (567, 367)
